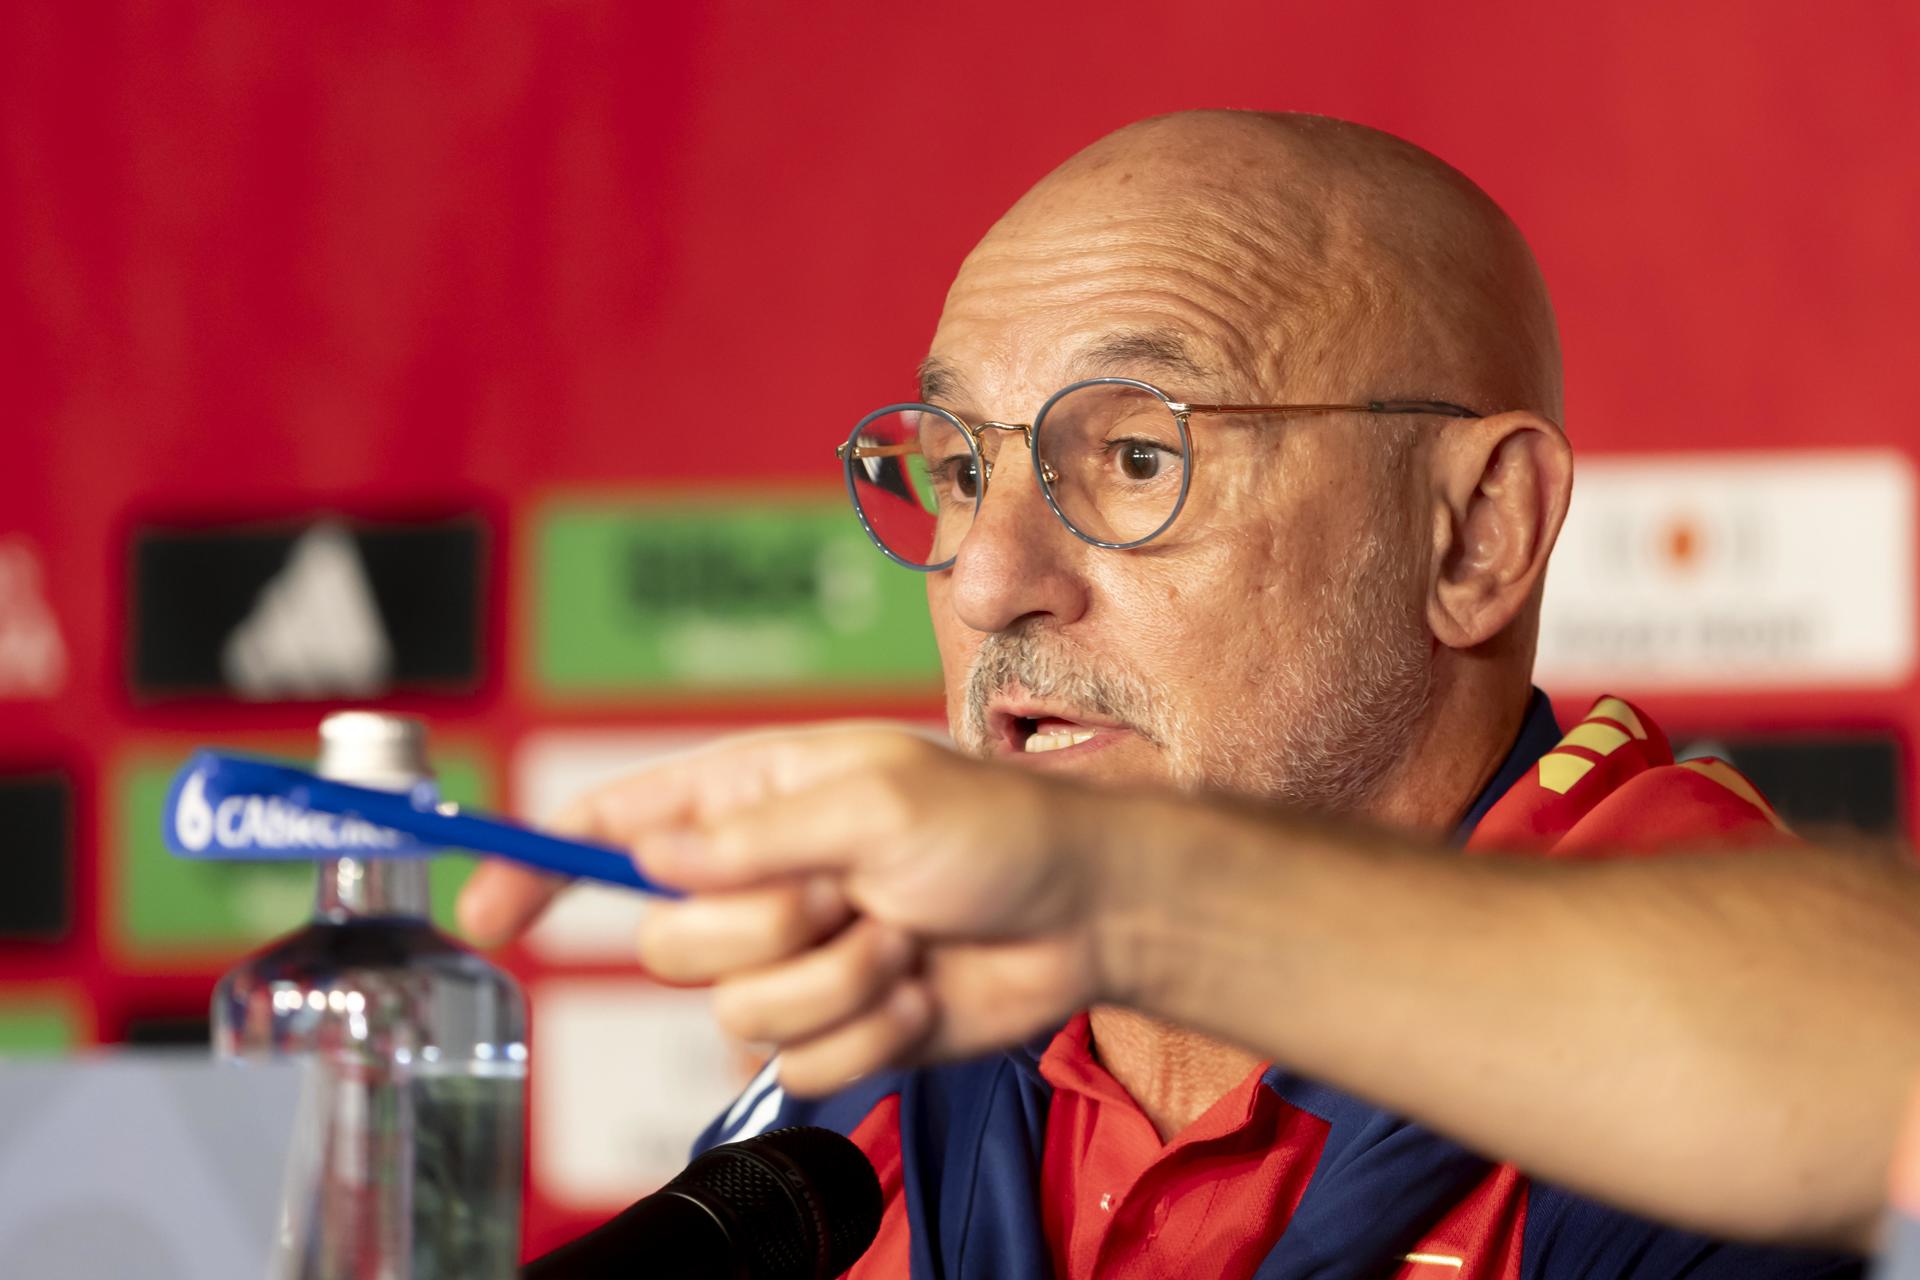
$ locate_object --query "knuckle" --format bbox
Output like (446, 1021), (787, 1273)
(548, 794), (599, 837)
(765, 888), (819, 950)
(787, 1030), (875, 1096)
(851, 921), (903, 976)
(633, 924), (682, 980)
(855, 772), (920, 833)
(709, 982), (768, 1042)
(820, 948), (881, 1012)
(844, 726), (930, 782)
(777, 1053), (831, 1097)
(634, 905), (706, 981)
(871, 728), (926, 762)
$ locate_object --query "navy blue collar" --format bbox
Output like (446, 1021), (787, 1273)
(1451, 687), (1562, 843)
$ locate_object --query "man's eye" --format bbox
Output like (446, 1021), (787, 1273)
(935, 456), (981, 498)
(1109, 440), (1169, 481)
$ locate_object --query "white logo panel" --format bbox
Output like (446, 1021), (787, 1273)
(513, 731), (716, 962)
(0, 536), (66, 699)
(530, 979), (753, 1209)
(1537, 451), (1915, 689)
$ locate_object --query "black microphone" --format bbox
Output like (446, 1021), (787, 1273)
(521, 1126), (884, 1280)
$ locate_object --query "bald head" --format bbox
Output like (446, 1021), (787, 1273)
(920, 111), (1576, 822)
(944, 110), (1561, 421)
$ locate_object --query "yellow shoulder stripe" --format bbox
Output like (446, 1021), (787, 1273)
(1679, 759), (1788, 831)
(1589, 697), (1648, 740)
(1561, 721), (1631, 756)
(1537, 753), (1596, 795)
(1536, 714), (1638, 794)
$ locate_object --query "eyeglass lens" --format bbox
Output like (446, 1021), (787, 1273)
(843, 382), (1189, 567)
(1036, 382), (1187, 546)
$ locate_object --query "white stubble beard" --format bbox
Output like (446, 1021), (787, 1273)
(954, 518), (1432, 815)
(1188, 519), (1433, 812)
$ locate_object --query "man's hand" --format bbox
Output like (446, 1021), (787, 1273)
(457, 725), (1132, 1093)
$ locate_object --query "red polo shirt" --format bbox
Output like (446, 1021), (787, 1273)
(808, 695), (1792, 1280)
(1038, 1013), (1327, 1280)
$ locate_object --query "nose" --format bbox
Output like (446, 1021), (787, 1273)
(944, 428), (1089, 633)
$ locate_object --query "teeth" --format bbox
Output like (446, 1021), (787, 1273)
(1023, 729), (1097, 754)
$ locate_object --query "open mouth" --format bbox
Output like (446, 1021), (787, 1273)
(1015, 717), (1099, 754)
(988, 702), (1128, 758)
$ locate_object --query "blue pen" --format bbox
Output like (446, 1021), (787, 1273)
(162, 749), (677, 896)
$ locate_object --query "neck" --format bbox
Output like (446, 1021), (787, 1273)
(1088, 1005), (1261, 1141)
(1364, 669), (1535, 831)
(315, 857), (430, 920)
(1090, 673), (1537, 1139)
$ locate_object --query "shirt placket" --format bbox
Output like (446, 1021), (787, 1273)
(1089, 1118), (1270, 1275)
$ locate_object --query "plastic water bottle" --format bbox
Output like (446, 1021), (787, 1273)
(213, 712), (527, 1280)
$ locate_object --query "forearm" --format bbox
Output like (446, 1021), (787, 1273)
(1094, 796), (1920, 1249)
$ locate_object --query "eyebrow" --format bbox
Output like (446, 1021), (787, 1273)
(916, 329), (1221, 408)
(916, 355), (967, 405)
(1069, 329), (1219, 387)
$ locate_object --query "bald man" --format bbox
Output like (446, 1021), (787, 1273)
(464, 113), (1872, 1276)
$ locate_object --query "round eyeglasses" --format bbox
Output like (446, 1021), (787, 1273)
(836, 377), (1480, 571)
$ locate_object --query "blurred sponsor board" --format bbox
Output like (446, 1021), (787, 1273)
(0, 1000), (79, 1055)
(532, 496), (939, 695)
(121, 1016), (214, 1048)
(1537, 452), (1915, 689)
(1676, 732), (1906, 838)
(530, 978), (749, 1208)
(0, 536), (65, 699)
(130, 516), (486, 701)
(0, 771), (72, 942)
(513, 730), (714, 963)
(111, 744), (491, 959)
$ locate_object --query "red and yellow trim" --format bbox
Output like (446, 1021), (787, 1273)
(1471, 695), (1790, 855)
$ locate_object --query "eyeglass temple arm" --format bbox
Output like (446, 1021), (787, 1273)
(1173, 400), (1482, 419)
(836, 400), (1485, 459)
(835, 441), (921, 460)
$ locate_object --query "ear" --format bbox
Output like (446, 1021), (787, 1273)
(1426, 412), (1573, 650)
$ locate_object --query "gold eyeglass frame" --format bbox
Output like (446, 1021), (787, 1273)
(837, 376), (1481, 571)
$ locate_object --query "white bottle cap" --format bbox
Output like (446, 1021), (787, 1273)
(317, 711), (432, 789)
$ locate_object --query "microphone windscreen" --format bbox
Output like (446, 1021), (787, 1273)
(671, 1126), (883, 1279)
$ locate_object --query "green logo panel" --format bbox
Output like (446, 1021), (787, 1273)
(533, 495), (940, 694)
(114, 746), (491, 960)
(0, 1001), (79, 1055)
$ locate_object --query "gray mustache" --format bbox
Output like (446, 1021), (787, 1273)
(959, 628), (1164, 752)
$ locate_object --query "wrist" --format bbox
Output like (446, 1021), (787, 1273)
(1081, 790), (1191, 1013)
(1081, 789), (1311, 1029)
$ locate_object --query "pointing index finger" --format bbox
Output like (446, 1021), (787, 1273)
(562, 724), (940, 879)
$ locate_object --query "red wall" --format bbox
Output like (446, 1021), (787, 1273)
(4, 0), (1918, 1256)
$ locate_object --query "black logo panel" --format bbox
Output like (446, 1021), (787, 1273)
(122, 1015), (213, 1048)
(1676, 733), (1907, 838)
(130, 516), (485, 700)
(0, 771), (72, 941)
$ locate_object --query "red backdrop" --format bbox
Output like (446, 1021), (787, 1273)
(4, 0), (1918, 1256)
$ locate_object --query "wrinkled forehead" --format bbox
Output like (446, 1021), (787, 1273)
(923, 200), (1334, 415)
(917, 326), (1233, 414)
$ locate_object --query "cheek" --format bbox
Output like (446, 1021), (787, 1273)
(1091, 551), (1255, 671)
(925, 576), (976, 703)
(1123, 529), (1319, 688)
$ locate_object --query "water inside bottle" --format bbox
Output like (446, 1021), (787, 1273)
(218, 916), (527, 1280)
